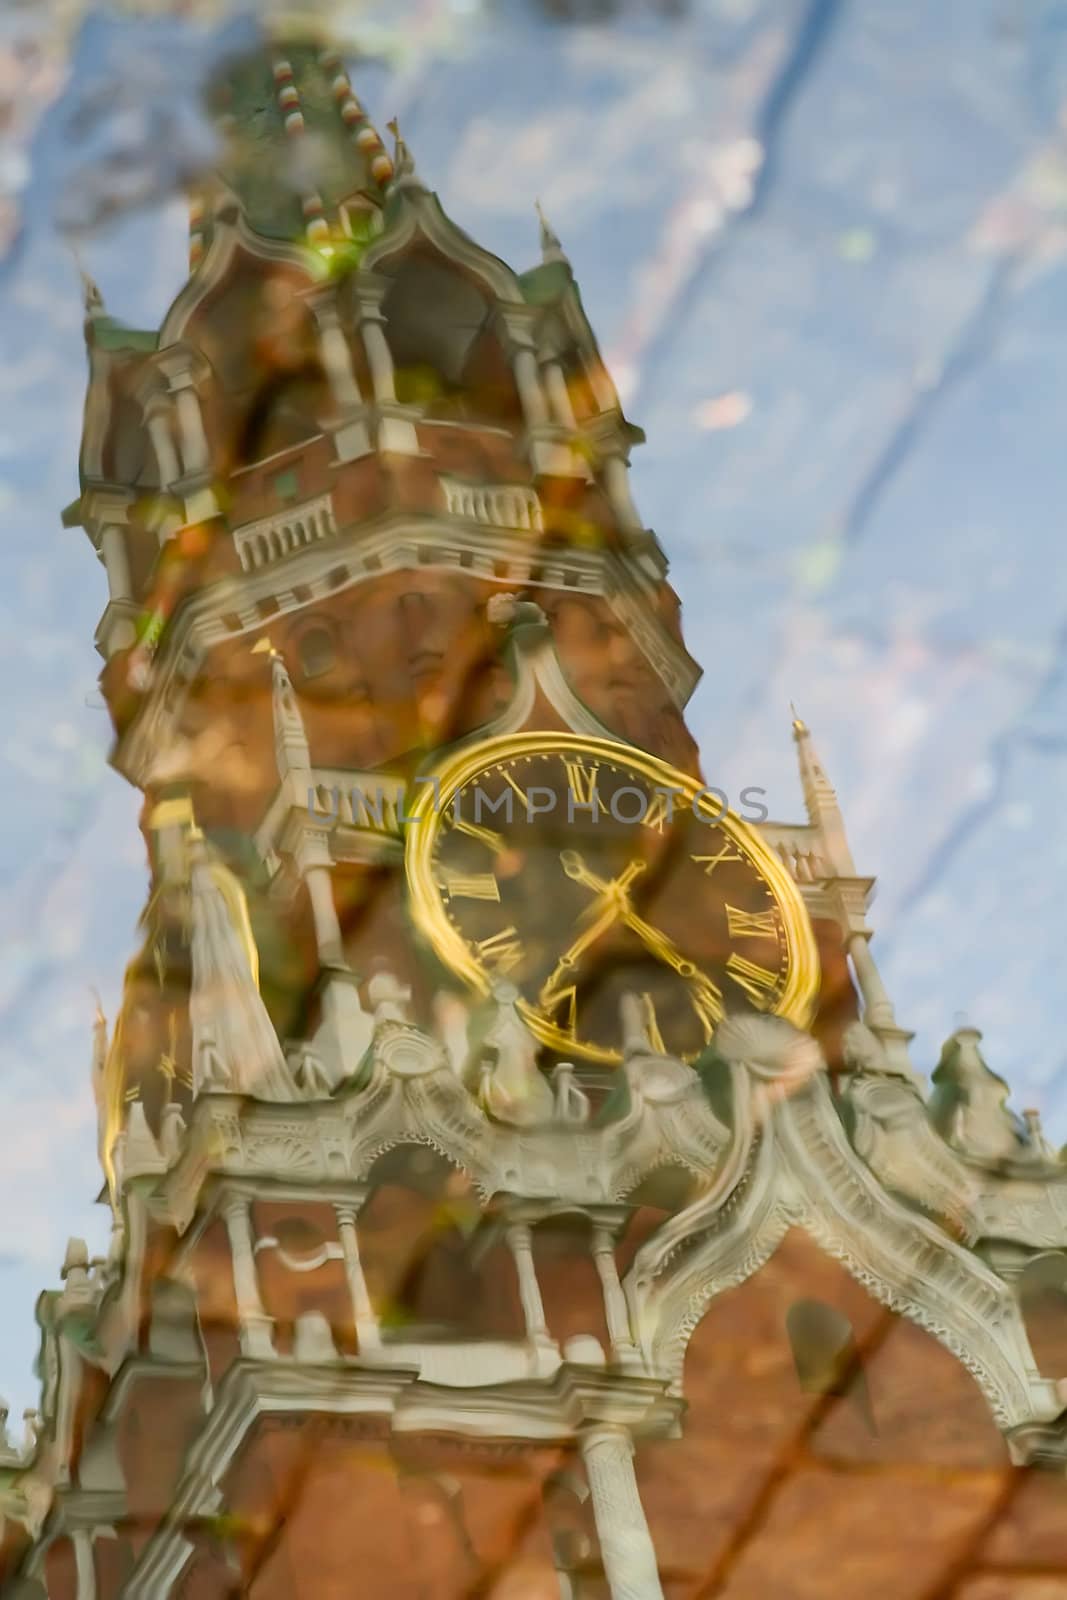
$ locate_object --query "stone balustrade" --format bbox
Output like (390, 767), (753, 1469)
(233, 493), (337, 573)
(441, 477), (543, 533)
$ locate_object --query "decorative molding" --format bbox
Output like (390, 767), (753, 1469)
(114, 515), (700, 786)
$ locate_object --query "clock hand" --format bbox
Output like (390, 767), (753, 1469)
(616, 904), (696, 977)
(540, 855), (649, 1008)
(561, 849), (695, 976)
(541, 898), (625, 991)
(616, 906), (726, 1034)
(563, 851), (726, 1024)
(560, 850), (646, 909)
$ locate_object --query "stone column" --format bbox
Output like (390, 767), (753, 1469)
(358, 306), (397, 406)
(354, 283), (419, 454)
(581, 1425), (664, 1600)
(311, 293), (364, 413)
(222, 1194), (274, 1359)
(335, 1203), (381, 1354)
(506, 1221), (551, 1347)
(602, 454), (642, 535)
(144, 396), (182, 490)
(99, 524), (132, 603)
(543, 359), (577, 428)
(167, 367), (211, 479)
(591, 1226), (638, 1365)
(73, 1528), (96, 1600)
(847, 933), (915, 1075)
(296, 831), (345, 968)
(847, 934), (894, 1027)
(513, 345), (551, 430)
(309, 293), (372, 462)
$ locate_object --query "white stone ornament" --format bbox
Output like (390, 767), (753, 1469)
(714, 1012), (824, 1087)
(474, 982), (554, 1127)
(188, 838), (296, 1102)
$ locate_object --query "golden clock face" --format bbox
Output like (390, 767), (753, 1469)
(405, 733), (819, 1064)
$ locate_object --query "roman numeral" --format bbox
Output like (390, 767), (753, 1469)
(539, 982), (577, 1037)
(725, 905), (778, 939)
(564, 756), (600, 807)
(475, 927), (524, 973)
(643, 792), (674, 834)
(692, 845), (744, 878)
(690, 974), (725, 1041)
(438, 870), (500, 902)
(449, 817), (506, 853)
(726, 953), (779, 1008)
(500, 769), (530, 808)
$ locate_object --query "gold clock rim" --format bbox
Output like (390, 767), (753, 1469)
(405, 731), (821, 1064)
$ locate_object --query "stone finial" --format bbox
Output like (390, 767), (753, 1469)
(929, 1027), (1024, 1163)
(476, 982), (554, 1126)
(368, 969), (412, 1026)
(385, 117), (420, 190)
(552, 1062), (590, 1125)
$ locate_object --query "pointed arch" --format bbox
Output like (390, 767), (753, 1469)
(364, 235), (522, 422)
(363, 191), (523, 304)
(158, 209), (328, 351)
(639, 1072), (1057, 1432)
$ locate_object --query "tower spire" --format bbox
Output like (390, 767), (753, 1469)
(791, 706), (855, 876)
(535, 199), (569, 266)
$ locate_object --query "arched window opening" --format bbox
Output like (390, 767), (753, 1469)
(380, 247), (522, 423)
(298, 623), (336, 681)
(356, 1147), (522, 1342)
(1019, 1253), (1067, 1379)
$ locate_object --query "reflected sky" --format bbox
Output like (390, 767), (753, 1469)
(1, 0), (1067, 1409)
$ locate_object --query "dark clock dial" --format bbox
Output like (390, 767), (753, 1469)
(406, 734), (819, 1064)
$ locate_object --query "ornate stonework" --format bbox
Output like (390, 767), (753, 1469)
(4, 31), (1067, 1600)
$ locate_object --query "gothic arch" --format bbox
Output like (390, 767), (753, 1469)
(630, 1070), (1054, 1433)
(363, 192), (523, 306)
(158, 208), (328, 351)
(367, 239), (522, 422)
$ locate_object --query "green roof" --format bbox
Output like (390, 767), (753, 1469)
(204, 42), (386, 242)
(518, 260), (573, 306)
(91, 318), (159, 354)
